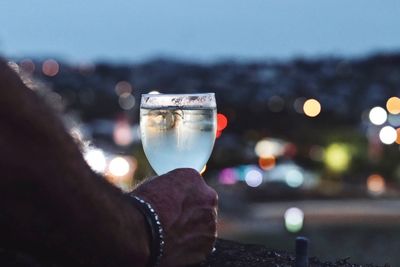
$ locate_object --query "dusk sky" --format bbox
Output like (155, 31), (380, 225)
(0, 0), (399, 62)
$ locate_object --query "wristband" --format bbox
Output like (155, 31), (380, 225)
(127, 195), (164, 267)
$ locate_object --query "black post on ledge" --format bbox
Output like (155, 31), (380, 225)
(295, 236), (309, 267)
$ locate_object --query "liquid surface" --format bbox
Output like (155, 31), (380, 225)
(140, 107), (217, 175)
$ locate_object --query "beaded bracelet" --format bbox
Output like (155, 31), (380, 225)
(127, 195), (165, 267)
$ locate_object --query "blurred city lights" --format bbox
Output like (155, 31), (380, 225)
(367, 174), (386, 196)
(258, 156), (276, 170)
(284, 207), (304, 233)
(115, 81), (133, 96)
(218, 168), (238, 185)
(217, 113), (228, 131)
(84, 148), (107, 173)
(244, 169), (263, 187)
(303, 98), (321, 117)
(42, 59), (59, 77)
(324, 143), (351, 172)
(285, 169), (304, 188)
(108, 156), (130, 177)
(369, 106), (387, 125)
(255, 138), (285, 158)
(113, 120), (133, 146)
(118, 93), (136, 110)
(379, 126), (397, 145)
(386, 96), (400, 115)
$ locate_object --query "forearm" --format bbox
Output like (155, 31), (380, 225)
(0, 145), (150, 267)
(0, 60), (149, 266)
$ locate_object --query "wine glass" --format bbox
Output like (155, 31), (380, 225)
(140, 93), (217, 175)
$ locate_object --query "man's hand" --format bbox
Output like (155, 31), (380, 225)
(133, 168), (218, 267)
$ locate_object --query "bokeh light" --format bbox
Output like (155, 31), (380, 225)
(217, 113), (228, 131)
(218, 168), (238, 185)
(324, 143), (351, 172)
(379, 126), (397, 145)
(396, 128), (400, 144)
(244, 169), (263, 187)
(369, 106), (387, 125)
(84, 148), (107, 173)
(367, 174), (386, 196)
(108, 156), (131, 177)
(303, 98), (321, 117)
(386, 97), (400, 115)
(285, 169), (304, 188)
(113, 120), (133, 146)
(148, 90), (160, 94)
(258, 156), (276, 170)
(119, 93), (136, 110)
(115, 81), (133, 96)
(42, 59), (59, 77)
(284, 207), (304, 233)
(388, 114), (400, 127)
(255, 139), (285, 158)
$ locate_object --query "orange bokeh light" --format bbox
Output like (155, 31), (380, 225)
(396, 128), (400, 144)
(367, 174), (385, 195)
(217, 113), (228, 131)
(258, 156), (276, 170)
(42, 59), (59, 77)
(386, 97), (400, 115)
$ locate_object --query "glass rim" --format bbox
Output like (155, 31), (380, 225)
(141, 93), (216, 108)
(141, 92), (215, 97)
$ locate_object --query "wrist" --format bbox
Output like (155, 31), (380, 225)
(126, 194), (165, 267)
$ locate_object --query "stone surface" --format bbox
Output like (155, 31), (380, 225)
(198, 239), (389, 267)
(0, 239), (390, 267)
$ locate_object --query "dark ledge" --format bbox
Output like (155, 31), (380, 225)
(0, 239), (390, 267)
(198, 239), (389, 267)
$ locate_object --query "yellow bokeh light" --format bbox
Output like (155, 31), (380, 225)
(108, 157), (131, 177)
(303, 99), (321, 117)
(324, 143), (351, 173)
(386, 97), (400, 115)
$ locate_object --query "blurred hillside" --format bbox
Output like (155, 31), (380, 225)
(9, 53), (400, 196)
